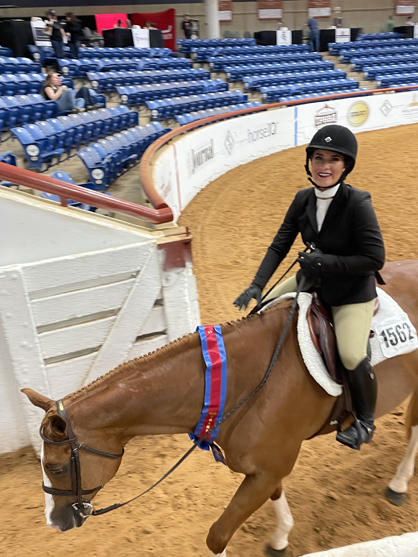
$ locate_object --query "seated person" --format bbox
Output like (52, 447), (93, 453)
(42, 72), (101, 113)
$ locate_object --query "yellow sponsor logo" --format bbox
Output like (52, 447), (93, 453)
(347, 101), (369, 127)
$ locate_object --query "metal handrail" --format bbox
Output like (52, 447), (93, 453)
(0, 162), (173, 224)
(139, 84), (418, 211)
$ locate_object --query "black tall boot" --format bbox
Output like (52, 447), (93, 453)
(336, 358), (377, 450)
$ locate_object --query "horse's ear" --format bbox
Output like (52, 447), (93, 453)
(49, 414), (67, 436)
(21, 388), (54, 411)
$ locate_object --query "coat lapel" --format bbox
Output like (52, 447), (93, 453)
(320, 182), (347, 232)
(307, 188), (317, 232)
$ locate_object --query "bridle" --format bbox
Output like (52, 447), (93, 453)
(40, 399), (123, 519)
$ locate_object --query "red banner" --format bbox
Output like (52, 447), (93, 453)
(308, 0), (331, 18)
(219, 0), (232, 22)
(396, 0), (416, 15)
(258, 0), (283, 20)
(95, 13), (128, 35)
(131, 9), (176, 51)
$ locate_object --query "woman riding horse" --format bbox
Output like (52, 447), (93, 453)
(234, 124), (385, 451)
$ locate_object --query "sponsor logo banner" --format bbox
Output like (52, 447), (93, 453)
(258, 0), (283, 20)
(347, 101), (370, 127)
(308, 0), (331, 18)
(396, 0), (416, 15)
(188, 140), (215, 175)
(315, 104), (337, 127)
(219, 0), (232, 21)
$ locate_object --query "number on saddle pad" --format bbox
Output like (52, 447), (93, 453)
(375, 315), (418, 358)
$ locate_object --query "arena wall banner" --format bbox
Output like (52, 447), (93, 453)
(154, 108), (294, 220)
(296, 91), (418, 147)
(308, 0), (331, 18)
(257, 0), (283, 20)
(153, 90), (418, 222)
(396, 0), (416, 15)
(131, 10), (176, 51)
(95, 13), (128, 35)
(335, 28), (350, 43)
(219, 0), (232, 22)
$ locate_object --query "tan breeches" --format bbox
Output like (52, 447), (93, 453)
(264, 275), (376, 370)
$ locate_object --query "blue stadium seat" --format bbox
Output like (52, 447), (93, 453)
(11, 126), (64, 171)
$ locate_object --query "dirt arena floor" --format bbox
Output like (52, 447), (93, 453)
(2, 124), (418, 557)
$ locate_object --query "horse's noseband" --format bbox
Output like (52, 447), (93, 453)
(40, 399), (123, 519)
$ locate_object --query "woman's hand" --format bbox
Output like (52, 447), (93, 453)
(297, 249), (324, 277)
(233, 284), (262, 310)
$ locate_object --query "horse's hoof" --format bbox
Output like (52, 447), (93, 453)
(264, 544), (287, 557)
(384, 487), (407, 506)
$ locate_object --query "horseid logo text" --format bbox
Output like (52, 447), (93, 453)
(315, 104), (337, 127)
(187, 139), (215, 175)
(247, 122), (278, 143)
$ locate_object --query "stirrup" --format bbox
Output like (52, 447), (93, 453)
(336, 419), (376, 451)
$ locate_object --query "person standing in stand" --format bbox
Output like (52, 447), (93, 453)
(46, 10), (66, 59)
(306, 15), (320, 52)
(181, 14), (193, 39)
(65, 13), (84, 59)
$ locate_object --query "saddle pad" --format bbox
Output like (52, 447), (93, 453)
(261, 288), (418, 397)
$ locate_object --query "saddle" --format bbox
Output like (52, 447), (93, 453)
(307, 291), (379, 438)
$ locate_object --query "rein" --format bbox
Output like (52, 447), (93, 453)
(40, 274), (307, 519)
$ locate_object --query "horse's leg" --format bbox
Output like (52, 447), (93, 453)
(386, 389), (418, 506)
(264, 488), (294, 557)
(206, 472), (282, 555)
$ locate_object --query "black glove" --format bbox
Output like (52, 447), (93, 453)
(233, 284), (262, 310)
(297, 249), (324, 277)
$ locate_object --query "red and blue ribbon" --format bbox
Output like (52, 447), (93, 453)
(189, 325), (228, 464)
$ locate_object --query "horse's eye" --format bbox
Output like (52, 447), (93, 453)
(46, 464), (67, 476)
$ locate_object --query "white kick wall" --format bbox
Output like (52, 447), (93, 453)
(153, 89), (418, 222)
(0, 188), (200, 454)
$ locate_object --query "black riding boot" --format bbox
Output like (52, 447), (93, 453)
(336, 358), (377, 450)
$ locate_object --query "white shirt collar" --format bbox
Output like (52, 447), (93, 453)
(314, 183), (341, 199)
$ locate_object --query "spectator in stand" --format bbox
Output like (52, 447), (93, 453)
(65, 13), (84, 59)
(306, 15), (320, 52)
(386, 15), (395, 32)
(42, 72), (102, 113)
(126, 19), (132, 28)
(144, 21), (152, 29)
(405, 16), (415, 26)
(181, 14), (193, 39)
(45, 10), (65, 59)
(276, 19), (286, 29)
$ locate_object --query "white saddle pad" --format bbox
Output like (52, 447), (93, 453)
(261, 288), (418, 397)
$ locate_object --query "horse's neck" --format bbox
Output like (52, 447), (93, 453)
(68, 334), (205, 443)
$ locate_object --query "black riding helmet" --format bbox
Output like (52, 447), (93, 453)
(305, 125), (358, 189)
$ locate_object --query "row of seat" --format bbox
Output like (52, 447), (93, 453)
(147, 90), (247, 120)
(77, 122), (168, 188)
(225, 60), (334, 81)
(0, 47), (13, 57)
(28, 45), (173, 63)
(175, 101), (262, 125)
(243, 69), (346, 90)
(329, 37), (417, 55)
(209, 52), (322, 71)
(117, 79), (228, 107)
(364, 63), (418, 79)
(1, 95), (57, 130)
(58, 56), (193, 78)
(352, 53), (418, 71)
(88, 69), (210, 93)
(190, 44), (310, 62)
(340, 45), (418, 63)
(272, 88), (370, 104)
(0, 73), (46, 96)
(178, 38), (256, 54)
(11, 105), (137, 171)
(41, 170), (110, 210)
(0, 57), (42, 74)
(377, 73), (418, 88)
(260, 78), (361, 102)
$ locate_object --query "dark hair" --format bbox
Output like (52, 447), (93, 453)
(65, 12), (79, 24)
(44, 71), (60, 88)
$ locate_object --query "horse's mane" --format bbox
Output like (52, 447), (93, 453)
(66, 299), (289, 403)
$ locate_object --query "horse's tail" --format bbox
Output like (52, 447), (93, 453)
(405, 387), (418, 440)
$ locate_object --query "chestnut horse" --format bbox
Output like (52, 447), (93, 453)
(24, 260), (418, 557)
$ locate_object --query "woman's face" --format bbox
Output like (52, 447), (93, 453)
(50, 73), (61, 86)
(311, 149), (346, 190)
